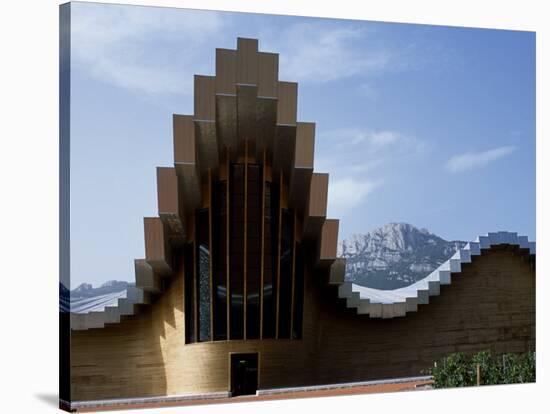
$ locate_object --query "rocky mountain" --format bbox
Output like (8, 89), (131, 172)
(339, 223), (466, 290)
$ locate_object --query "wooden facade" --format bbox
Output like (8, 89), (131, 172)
(68, 38), (536, 403)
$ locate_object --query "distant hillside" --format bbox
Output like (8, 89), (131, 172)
(59, 280), (132, 313)
(339, 223), (466, 290)
(71, 280), (130, 299)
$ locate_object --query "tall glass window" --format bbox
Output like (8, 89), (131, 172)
(196, 209), (211, 342)
(212, 180), (228, 340)
(183, 165), (303, 343)
(278, 209), (294, 339)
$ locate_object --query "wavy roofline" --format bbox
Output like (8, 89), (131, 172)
(338, 231), (535, 319)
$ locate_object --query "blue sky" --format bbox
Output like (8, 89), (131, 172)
(69, 2), (535, 287)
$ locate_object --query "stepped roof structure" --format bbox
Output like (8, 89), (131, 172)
(70, 37), (344, 332)
(63, 37), (536, 409)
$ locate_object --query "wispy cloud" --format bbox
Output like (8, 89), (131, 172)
(327, 178), (380, 218)
(317, 128), (427, 161)
(71, 4), (225, 96)
(445, 146), (515, 173)
(315, 128), (427, 218)
(262, 23), (391, 83)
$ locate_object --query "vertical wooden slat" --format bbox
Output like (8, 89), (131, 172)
(259, 149), (266, 339)
(243, 140), (248, 340)
(226, 147), (231, 340)
(275, 171), (283, 339)
(208, 169), (214, 341)
(290, 209), (297, 339)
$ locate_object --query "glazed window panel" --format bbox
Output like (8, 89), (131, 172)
(246, 164), (262, 339)
(229, 164), (245, 339)
(196, 208), (211, 342)
(184, 166), (302, 343)
(278, 209), (294, 339)
(212, 180), (228, 340)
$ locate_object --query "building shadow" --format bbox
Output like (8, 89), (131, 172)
(34, 393), (58, 407)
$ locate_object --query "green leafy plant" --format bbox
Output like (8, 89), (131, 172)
(423, 350), (535, 388)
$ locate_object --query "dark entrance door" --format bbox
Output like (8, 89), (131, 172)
(230, 353), (258, 397)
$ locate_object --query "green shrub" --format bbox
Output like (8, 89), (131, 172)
(423, 350), (535, 388)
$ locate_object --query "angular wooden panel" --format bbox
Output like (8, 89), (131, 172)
(194, 75), (216, 120)
(258, 52), (278, 97)
(194, 76), (219, 174)
(144, 217), (172, 276)
(156, 167), (185, 244)
(173, 115), (201, 213)
(303, 173), (328, 240)
(237, 37), (258, 85)
(273, 124), (296, 178)
(277, 81), (297, 125)
(157, 167), (179, 214)
(173, 115), (196, 164)
(317, 219), (339, 268)
(294, 122), (315, 168)
(215, 48), (236, 94)
(289, 122), (315, 213)
(307, 173), (328, 217)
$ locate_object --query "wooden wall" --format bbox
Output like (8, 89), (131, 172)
(71, 247), (535, 401)
(313, 247), (535, 384)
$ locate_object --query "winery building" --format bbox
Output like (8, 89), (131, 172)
(61, 38), (536, 410)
